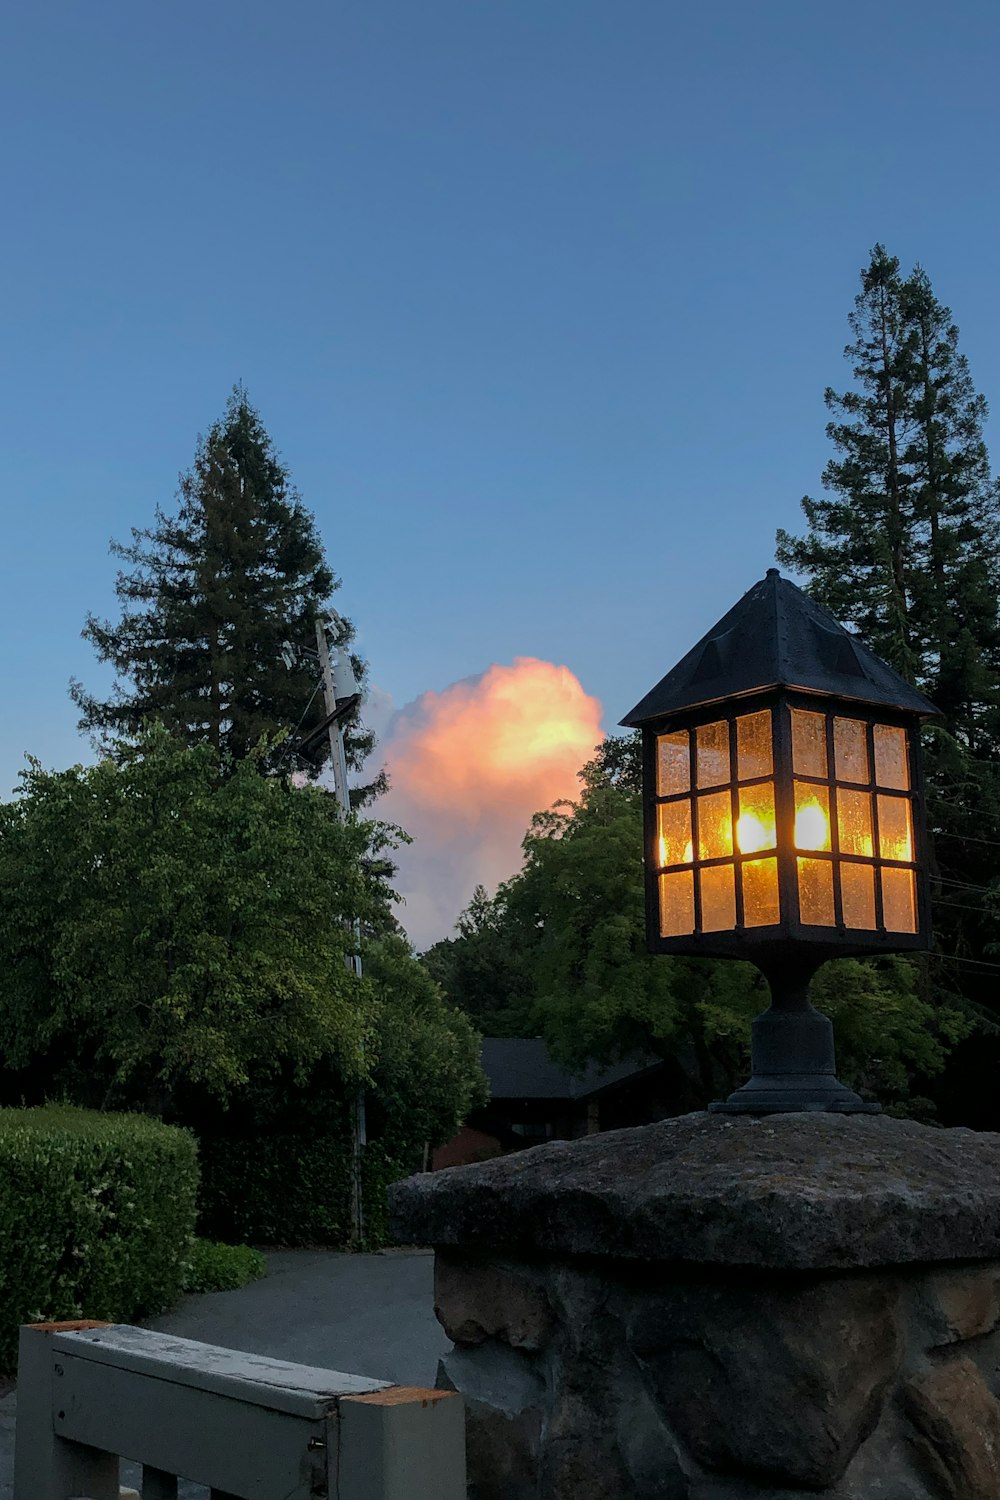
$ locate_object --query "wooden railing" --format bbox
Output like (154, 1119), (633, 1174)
(14, 1320), (465, 1499)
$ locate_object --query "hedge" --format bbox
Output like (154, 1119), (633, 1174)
(196, 1129), (404, 1248)
(184, 1238), (267, 1294)
(0, 1106), (198, 1371)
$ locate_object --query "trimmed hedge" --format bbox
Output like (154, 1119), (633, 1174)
(196, 1130), (404, 1248)
(0, 1106), (198, 1371)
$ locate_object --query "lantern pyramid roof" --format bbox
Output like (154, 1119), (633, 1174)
(621, 569), (939, 727)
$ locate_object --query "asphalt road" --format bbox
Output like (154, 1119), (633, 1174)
(0, 1248), (447, 1497)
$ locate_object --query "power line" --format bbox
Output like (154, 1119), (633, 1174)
(274, 678), (323, 772)
(936, 876), (996, 895)
(932, 952), (1000, 974)
(932, 895), (997, 916)
(931, 827), (1000, 850)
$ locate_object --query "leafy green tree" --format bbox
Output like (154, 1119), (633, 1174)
(363, 932), (489, 1167)
(422, 885), (536, 1036)
(432, 735), (967, 1112)
(72, 388), (381, 793)
(0, 729), (389, 1114)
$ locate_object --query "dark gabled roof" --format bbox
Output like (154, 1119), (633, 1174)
(621, 569), (939, 726)
(481, 1037), (661, 1101)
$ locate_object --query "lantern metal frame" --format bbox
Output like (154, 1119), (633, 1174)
(640, 687), (932, 966)
(622, 568), (939, 1115)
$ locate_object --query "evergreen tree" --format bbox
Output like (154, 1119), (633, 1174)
(72, 388), (381, 791)
(777, 247), (1000, 1056)
(776, 245), (1000, 739)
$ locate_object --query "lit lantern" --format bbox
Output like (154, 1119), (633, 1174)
(621, 568), (938, 1113)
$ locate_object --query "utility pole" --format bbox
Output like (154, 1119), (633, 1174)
(315, 617), (367, 1250)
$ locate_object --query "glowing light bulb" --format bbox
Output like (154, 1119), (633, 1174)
(795, 800), (829, 851)
(737, 811), (775, 853)
(683, 839), (693, 863)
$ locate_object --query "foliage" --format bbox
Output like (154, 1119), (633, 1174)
(811, 957), (970, 1105)
(71, 386), (382, 796)
(0, 728), (485, 1244)
(775, 245), (1000, 1079)
(183, 1238), (267, 1294)
(362, 932), (489, 1166)
(195, 1125), (355, 1248)
(0, 729), (396, 1114)
(195, 941), (487, 1246)
(196, 1123), (403, 1250)
(422, 884), (537, 1036)
(776, 244), (1000, 709)
(0, 1106), (198, 1371)
(432, 734), (968, 1113)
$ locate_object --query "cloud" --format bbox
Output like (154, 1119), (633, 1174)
(375, 658), (604, 950)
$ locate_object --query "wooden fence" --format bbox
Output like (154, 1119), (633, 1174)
(14, 1321), (465, 1500)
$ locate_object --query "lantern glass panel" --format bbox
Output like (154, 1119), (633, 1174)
(659, 870), (695, 936)
(793, 782), (831, 851)
(742, 857), (780, 927)
(882, 866), (917, 933)
(737, 782), (776, 853)
(657, 801), (693, 868)
(657, 732), (689, 796)
(798, 857), (836, 926)
(698, 790), (733, 860)
(878, 795), (914, 862)
(841, 863), (877, 929)
(834, 717), (870, 783)
(791, 709), (828, 778)
(696, 721), (730, 788)
(837, 789), (874, 857)
(700, 864), (736, 931)
(736, 710), (773, 780)
(874, 724), (910, 790)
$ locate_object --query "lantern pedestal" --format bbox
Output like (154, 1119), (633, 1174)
(392, 1114), (1000, 1499)
(710, 957), (880, 1115)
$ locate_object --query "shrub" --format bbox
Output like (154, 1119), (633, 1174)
(184, 1238), (267, 1294)
(197, 1128), (354, 1247)
(196, 1127), (406, 1249)
(0, 1106), (198, 1370)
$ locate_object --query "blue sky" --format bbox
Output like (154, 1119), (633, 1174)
(2, 0), (1000, 800)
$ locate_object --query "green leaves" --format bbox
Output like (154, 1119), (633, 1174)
(71, 386), (378, 793)
(0, 1106), (198, 1372)
(430, 733), (967, 1114)
(0, 729), (381, 1111)
(776, 246), (1000, 1084)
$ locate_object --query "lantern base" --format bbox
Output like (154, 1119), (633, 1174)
(709, 1082), (881, 1114)
(709, 968), (881, 1115)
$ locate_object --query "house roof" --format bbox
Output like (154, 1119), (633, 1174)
(621, 569), (939, 726)
(481, 1037), (661, 1102)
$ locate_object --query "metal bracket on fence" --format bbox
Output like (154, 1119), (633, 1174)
(14, 1320), (466, 1500)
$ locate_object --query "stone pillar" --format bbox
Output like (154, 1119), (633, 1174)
(390, 1113), (1000, 1500)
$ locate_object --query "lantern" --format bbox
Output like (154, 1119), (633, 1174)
(621, 569), (938, 1113)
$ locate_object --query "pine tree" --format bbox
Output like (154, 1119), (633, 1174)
(72, 388), (381, 791)
(776, 245), (1000, 741)
(777, 246), (918, 677)
(900, 268), (1000, 748)
(777, 248), (1000, 1074)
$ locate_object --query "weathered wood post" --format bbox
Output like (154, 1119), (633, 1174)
(391, 1112), (1000, 1499)
(14, 1321), (120, 1500)
(15, 1322), (466, 1499)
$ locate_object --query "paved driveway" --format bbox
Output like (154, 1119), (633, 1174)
(0, 1249), (447, 1497)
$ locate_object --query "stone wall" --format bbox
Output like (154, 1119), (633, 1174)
(434, 1249), (1000, 1499)
(391, 1112), (1000, 1500)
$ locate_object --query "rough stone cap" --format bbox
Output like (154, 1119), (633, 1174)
(390, 1113), (1000, 1271)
